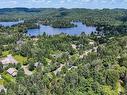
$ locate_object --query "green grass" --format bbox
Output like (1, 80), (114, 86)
(0, 80), (4, 85)
(2, 51), (10, 57)
(14, 55), (27, 64)
(2, 73), (15, 83)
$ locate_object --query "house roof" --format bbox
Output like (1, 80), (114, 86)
(12, 72), (17, 77)
(0, 75), (2, 79)
(1, 55), (18, 65)
(89, 41), (94, 45)
(16, 40), (24, 45)
(7, 68), (17, 77)
(34, 62), (41, 67)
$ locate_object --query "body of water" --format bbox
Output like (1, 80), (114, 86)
(0, 20), (24, 27)
(0, 21), (96, 35)
(27, 22), (96, 36)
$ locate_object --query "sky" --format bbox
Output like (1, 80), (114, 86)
(0, 0), (127, 9)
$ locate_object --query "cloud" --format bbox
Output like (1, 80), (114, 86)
(0, 0), (18, 8)
(10, 0), (17, 4)
(67, 0), (72, 2)
(1, 0), (17, 4)
(47, 0), (51, 3)
(80, 0), (92, 2)
(0, 0), (127, 9)
(32, 0), (46, 3)
(60, 0), (65, 3)
(0, 0), (17, 6)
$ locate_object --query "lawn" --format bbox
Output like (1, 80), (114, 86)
(2, 51), (10, 57)
(14, 55), (27, 64)
(2, 73), (15, 83)
(0, 79), (4, 85)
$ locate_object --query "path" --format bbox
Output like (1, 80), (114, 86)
(79, 46), (98, 59)
(53, 64), (65, 75)
(0, 85), (5, 92)
(22, 65), (33, 76)
(118, 80), (123, 94)
(68, 66), (78, 70)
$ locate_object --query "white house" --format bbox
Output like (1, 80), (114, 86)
(89, 41), (95, 45)
(7, 68), (17, 77)
(0, 75), (2, 79)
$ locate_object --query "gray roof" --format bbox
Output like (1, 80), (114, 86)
(34, 62), (41, 67)
(1, 55), (18, 65)
(7, 68), (17, 77)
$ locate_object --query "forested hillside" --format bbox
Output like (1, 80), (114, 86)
(0, 8), (127, 95)
(0, 8), (127, 27)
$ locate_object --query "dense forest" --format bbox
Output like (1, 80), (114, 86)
(0, 8), (127, 27)
(0, 8), (127, 95)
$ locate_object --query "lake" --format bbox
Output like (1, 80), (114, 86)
(27, 22), (96, 36)
(0, 21), (96, 35)
(0, 21), (24, 27)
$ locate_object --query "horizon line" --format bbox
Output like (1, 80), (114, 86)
(0, 7), (127, 10)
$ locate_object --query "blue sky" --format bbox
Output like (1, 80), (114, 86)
(0, 0), (127, 9)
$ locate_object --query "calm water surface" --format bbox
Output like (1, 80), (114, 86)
(0, 21), (24, 27)
(27, 22), (96, 36)
(0, 21), (96, 35)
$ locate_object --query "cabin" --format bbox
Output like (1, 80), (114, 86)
(32, 38), (39, 41)
(34, 62), (41, 67)
(0, 85), (5, 93)
(7, 68), (17, 77)
(71, 44), (77, 49)
(16, 40), (24, 47)
(0, 55), (18, 67)
(0, 75), (2, 79)
(51, 53), (63, 58)
(89, 41), (95, 46)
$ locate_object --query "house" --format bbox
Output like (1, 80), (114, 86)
(16, 40), (24, 45)
(34, 62), (41, 67)
(0, 85), (5, 93)
(51, 53), (63, 58)
(0, 75), (2, 79)
(0, 55), (18, 67)
(71, 44), (77, 49)
(32, 38), (39, 41)
(89, 41), (95, 45)
(7, 68), (17, 77)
